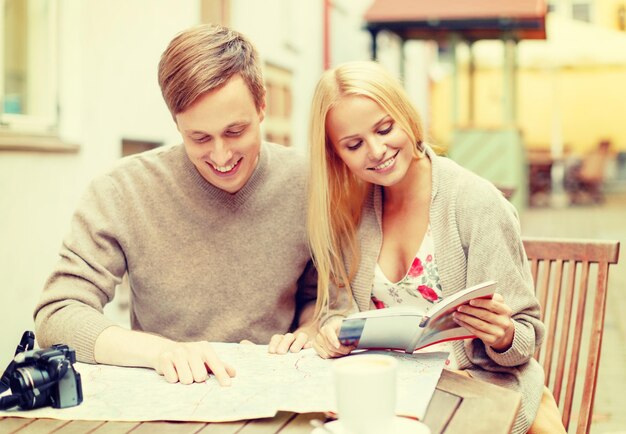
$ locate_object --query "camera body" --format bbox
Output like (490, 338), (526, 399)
(1, 332), (83, 411)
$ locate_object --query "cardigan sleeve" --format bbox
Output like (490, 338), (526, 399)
(457, 177), (544, 367)
(319, 279), (360, 328)
(34, 175), (127, 363)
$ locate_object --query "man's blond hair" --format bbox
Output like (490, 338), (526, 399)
(158, 24), (265, 116)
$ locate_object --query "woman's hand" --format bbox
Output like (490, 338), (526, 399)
(452, 293), (515, 351)
(313, 317), (355, 359)
(267, 331), (313, 354)
(154, 341), (236, 386)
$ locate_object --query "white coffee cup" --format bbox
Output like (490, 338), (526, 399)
(332, 354), (398, 434)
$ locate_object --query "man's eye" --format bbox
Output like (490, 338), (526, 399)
(193, 136), (210, 143)
(378, 123), (393, 135)
(226, 128), (245, 137)
(347, 140), (363, 151)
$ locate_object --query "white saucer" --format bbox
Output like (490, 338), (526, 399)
(311, 417), (431, 434)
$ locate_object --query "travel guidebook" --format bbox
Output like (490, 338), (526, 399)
(338, 280), (497, 353)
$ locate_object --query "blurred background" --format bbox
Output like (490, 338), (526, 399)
(1, 0), (624, 432)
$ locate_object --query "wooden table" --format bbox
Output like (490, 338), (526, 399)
(0, 370), (520, 434)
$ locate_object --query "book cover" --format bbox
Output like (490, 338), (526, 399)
(338, 280), (497, 353)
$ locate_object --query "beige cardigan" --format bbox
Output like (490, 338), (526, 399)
(327, 146), (545, 433)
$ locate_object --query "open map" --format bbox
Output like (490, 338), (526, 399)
(0, 344), (447, 422)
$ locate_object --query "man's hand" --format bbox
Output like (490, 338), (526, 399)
(154, 341), (236, 386)
(94, 327), (236, 386)
(313, 317), (354, 359)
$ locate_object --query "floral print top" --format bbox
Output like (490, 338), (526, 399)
(371, 225), (458, 368)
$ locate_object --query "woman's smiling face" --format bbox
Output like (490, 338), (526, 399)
(326, 95), (414, 187)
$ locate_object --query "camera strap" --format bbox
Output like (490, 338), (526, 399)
(0, 394), (22, 410)
(0, 331), (36, 395)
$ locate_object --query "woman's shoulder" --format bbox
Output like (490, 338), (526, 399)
(432, 153), (504, 205)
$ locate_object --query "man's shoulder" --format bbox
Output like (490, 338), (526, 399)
(106, 144), (182, 179)
(263, 141), (308, 173)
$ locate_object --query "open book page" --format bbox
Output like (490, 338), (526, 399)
(408, 280), (497, 351)
(339, 281), (497, 353)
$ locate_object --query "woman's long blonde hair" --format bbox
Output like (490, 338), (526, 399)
(308, 61), (425, 320)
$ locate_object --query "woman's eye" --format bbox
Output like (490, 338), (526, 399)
(347, 140), (363, 151)
(378, 123), (393, 135)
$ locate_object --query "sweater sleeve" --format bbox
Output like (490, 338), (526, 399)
(319, 280), (359, 328)
(457, 178), (544, 367)
(34, 175), (128, 363)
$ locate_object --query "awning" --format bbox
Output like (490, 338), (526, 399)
(364, 0), (547, 41)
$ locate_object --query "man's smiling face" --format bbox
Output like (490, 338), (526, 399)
(176, 74), (265, 193)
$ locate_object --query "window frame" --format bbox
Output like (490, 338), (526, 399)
(0, 0), (73, 152)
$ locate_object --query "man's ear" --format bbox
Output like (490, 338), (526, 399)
(258, 90), (266, 122)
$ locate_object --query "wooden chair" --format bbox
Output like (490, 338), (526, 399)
(523, 237), (620, 434)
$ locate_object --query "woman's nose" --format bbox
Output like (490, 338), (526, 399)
(367, 138), (386, 161)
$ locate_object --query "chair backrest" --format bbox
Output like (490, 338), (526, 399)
(523, 237), (620, 434)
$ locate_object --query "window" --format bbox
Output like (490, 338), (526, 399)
(572, 1), (592, 23)
(1, 0), (58, 134)
(263, 63), (292, 147)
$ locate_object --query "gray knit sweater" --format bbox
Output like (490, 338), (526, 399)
(34, 142), (316, 363)
(329, 146), (545, 433)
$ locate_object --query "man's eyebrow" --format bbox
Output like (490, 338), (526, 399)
(184, 121), (250, 135)
(225, 121), (249, 129)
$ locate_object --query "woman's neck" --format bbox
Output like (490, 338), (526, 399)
(383, 156), (431, 211)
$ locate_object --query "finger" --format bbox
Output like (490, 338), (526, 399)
(455, 318), (503, 347)
(239, 339), (254, 345)
(314, 333), (332, 358)
(322, 325), (341, 349)
(314, 334), (351, 358)
(457, 305), (501, 325)
(224, 362), (237, 378)
(455, 313), (506, 345)
(203, 351), (233, 387)
(313, 340), (331, 359)
(188, 356), (209, 383)
(158, 354), (178, 383)
(172, 350), (194, 385)
(268, 334), (283, 354)
(303, 340), (313, 349)
(289, 332), (310, 353)
(332, 344), (354, 357)
(469, 294), (510, 314)
(454, 311), (499, 333)
(276, 333), (295, 354)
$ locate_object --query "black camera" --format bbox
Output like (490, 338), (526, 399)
(0, 331), (83, 411)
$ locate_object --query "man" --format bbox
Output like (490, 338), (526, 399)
(34, 24), (316, 386)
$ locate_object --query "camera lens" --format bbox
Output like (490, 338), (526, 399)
(11, 367), (51, 409)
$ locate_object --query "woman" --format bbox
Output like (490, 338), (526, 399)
(307, 61), (563, 434)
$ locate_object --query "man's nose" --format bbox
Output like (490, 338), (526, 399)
(210, 139), (233, 166)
